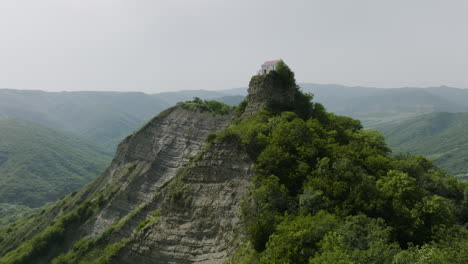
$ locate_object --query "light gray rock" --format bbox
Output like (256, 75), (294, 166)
(114, 142), (254, 264)
(243, 73), (295, 116)
(82, 105), (231, 237)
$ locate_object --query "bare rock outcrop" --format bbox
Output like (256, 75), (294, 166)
(82, 105), (231, 236)
(243, 72), (295, 116)
(114, 141), (254, 264)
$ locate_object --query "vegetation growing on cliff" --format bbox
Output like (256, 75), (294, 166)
(178, 97), (232, 116)
(218, 64), (468, 263)
(0, 193), (112, 264)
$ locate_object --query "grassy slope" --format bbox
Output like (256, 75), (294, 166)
(0, 117), (112, 210)
(377, 112), (468, 177)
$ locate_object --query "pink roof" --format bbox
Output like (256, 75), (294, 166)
(262, 60), (281, 66)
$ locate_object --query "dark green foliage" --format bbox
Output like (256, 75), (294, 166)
(135, 219), (151, 233)
(261, 64), (323, 121)
(178, 97), (232, 116)
(391, 227), (468, 264)
(167, 173), (187, 201)
(275, 61), (296, 88)
(220, 64), (468, 262)
(0, 204), (35, 226)
(136, 209), (160, 233)
(260, 211), (340, 264)
(49, 203), (158, 264)
(51, 229), (129, 264)
(0, 194), (110, 264)
(243, 175), (290, 251)
(235, 99), (248, 115)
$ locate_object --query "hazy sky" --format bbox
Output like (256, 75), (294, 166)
(0, 0), (467, 92)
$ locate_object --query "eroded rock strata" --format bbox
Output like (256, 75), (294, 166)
(0, 70), (292, 264)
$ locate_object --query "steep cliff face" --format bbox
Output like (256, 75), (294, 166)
(1, 70), (297, 264)
(243, 72), (295, 116)
(80, 105), (231, 237)
(75, 105), (254, 264)
(114, 141), (254, 263)
(0, 105), (233, 263)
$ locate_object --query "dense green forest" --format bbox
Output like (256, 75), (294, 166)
(0, 117), (111, 224)
(377, 112), (468, 178)
(211, 64), (468, 263)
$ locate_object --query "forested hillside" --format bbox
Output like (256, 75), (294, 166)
(0, 117), (111, 224)
(0, 89), (243, 151)
(377, 112), (468, 178)
(0, 90), (170, 150)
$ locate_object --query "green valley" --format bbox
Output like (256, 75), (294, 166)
(0, 117), (112, 224)
(376, 112), (468, 178)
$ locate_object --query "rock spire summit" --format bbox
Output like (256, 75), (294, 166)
(243, 60), (297, 116)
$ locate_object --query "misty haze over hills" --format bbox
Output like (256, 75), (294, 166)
(3, 84), (468, 147)
(1, 83), (468, 226)
(2, 84), (468, 139)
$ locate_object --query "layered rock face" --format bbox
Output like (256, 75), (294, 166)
(114, 142), (254, 263)
(243, 72), (295, 116)
(93, 106), (254, 264)
(102, 72), (297, 263)
(71, 104), (252, 264)
(83, 105), (231, 236)
(1, 69), (298, 264)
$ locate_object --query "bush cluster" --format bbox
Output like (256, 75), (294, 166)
(0, 194), (110, 264)
(178, 97), (232, 116)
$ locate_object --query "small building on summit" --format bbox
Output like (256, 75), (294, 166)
(258, 60), (281, 74)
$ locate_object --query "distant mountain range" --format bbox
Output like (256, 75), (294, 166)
(3, 84), (468, 149)
(168, 84), (468, 128)
(299, 84), (468, 127)
(0, 89), (242, 151)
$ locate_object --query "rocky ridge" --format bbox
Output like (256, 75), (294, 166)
(0, 69), (295, 264)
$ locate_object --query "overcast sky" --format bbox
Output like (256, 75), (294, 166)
(0, 0), (467, 93)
